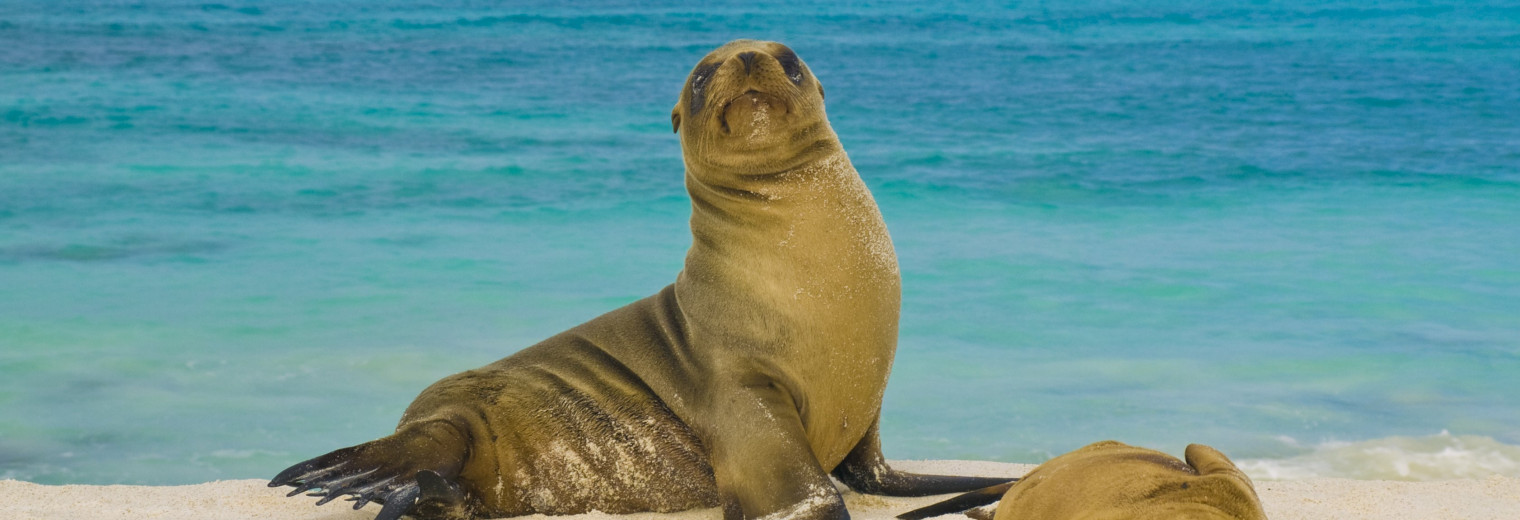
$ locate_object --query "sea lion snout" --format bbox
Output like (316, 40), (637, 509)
(737, 51), (758, 73)
(674, 40), (826, 146)
(722, 48), (783, 81)
(716, 49), (792, 97)
(721, 44), (806, 87)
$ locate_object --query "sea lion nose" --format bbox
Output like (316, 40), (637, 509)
(737, 51), (758, 74)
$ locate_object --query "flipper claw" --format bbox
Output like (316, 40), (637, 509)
(313, 493), (340, 506)
(285, 484), (315, 498)
(270, 422), (471, 518)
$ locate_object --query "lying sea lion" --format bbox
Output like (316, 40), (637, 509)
(270, 39), (1011, 520)
(897, 441), (1268, 520)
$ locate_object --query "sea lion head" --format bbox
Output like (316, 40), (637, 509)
(672, 39), (836, 175)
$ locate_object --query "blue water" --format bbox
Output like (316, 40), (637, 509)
(3, 1), (1519, 485)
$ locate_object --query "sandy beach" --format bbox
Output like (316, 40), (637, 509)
(5, 460), (1518, 520)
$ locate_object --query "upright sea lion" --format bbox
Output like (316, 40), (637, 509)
(271, 39), (1011, 520)
(898, 441), (1268, 520)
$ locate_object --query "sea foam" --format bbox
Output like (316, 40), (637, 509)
(1238, 431), (1520, 481)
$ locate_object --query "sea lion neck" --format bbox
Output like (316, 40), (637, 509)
(683, 146), (852, 226)
(681, 116), (841, 184)
(679, 146), (899, 300)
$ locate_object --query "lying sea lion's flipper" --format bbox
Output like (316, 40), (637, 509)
(832, 421), (1017, 497)
(269, 420), (473, 520)
(893, 481), (1015, 520)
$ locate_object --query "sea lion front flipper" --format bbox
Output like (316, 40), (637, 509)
(833, 421), (1017, 497)
(270, 420), (473, 520)
(702, 383), (848, 520)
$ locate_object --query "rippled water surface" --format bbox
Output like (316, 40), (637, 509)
(2, 0), (1518, 484)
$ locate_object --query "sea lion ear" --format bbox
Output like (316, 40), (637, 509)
(671, 108), (681, 133)
(818, 81), (825, 101)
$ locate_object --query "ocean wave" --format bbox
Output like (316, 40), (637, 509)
(1238, 431), (1520, 481)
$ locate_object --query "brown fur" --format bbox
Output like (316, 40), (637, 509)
(990, 441), (1267, 520)
(271, 40), (1010, 520)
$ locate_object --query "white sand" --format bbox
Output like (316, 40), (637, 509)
(5, 460), (1519, 520)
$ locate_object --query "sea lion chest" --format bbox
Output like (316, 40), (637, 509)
(678, 153), (899, 469)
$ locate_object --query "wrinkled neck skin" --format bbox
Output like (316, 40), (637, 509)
(683, 115), (840, 179)
(683, 115), (843, 216)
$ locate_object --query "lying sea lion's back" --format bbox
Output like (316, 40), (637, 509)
(993, 442), (1267, 520)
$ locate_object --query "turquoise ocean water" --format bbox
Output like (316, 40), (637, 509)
(3, 1), (1519, 485)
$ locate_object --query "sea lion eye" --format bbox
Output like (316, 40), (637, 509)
(686, 62), (720, 114)
(690, 63), (719, 96)
(774, 49), (805, 85)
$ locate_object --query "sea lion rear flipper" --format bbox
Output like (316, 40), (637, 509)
(893, 481), (1015, 520)
(269, 420), (473, 520)
(833, 421), (1017, 497)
